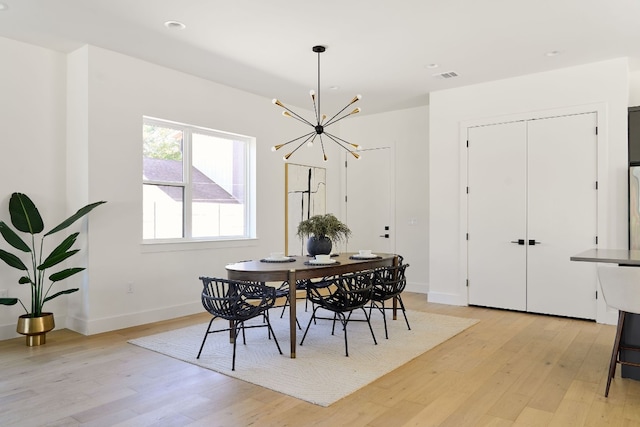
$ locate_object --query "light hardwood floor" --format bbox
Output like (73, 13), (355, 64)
(2, 293), (640, 426)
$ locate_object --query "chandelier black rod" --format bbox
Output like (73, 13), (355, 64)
(273, 130), (316, 150)
(285, 133), (317, 161)
(324, 101), (360, 128)
(324, 132), (360, 158)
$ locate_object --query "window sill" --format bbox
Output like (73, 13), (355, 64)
(141, 238), (258, 253)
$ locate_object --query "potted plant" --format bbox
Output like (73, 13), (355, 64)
(0, 192), (105, 346)
(296, 213), (351, 256)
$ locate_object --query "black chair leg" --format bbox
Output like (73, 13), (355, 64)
(265, 318), (283, 355)
(379, 301), (389, 339)
(278, 295), (302, 330)
(232, 333), (238, 371)
(397, 295), (411, 331)
(300, 307), (320, 346)
(197, 317), (217, 359)
(361, 307), (378, 346)
(606, 310), (626, 397)
(339, 314), (349, 357)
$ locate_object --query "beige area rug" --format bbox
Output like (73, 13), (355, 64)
(129, 308), (478, 407)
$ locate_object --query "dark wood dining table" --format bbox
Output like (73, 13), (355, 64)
(226, 252), (398, 358)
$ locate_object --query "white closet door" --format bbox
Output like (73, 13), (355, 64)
(526, 113), (597, 319)
(468, 121), (528, 310)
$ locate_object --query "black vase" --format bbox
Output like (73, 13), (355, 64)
(307, 236), (332, 256)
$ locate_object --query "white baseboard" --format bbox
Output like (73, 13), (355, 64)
(405, 281), (427, 294)
(66, 302), (203, 336)
(0, 322), (19, 341)
(427, 291), (467, 306)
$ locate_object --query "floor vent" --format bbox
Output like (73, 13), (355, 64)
(433, 71), (459, 79)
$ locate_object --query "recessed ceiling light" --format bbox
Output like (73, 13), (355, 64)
(545, 50), (560, 57)
(164, 20), (186, 30)
(329, 86), (340, 91)
(425, 63), (439, 69)
(0, 3), (8, 11)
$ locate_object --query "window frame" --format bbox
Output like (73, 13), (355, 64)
(142, 116), (256, 245)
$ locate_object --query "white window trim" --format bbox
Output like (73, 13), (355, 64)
(142, 116), (256, 245)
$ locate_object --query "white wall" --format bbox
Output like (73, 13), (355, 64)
(0, 39), (345, 339)
(341, 106), (429, 293)
(429, 59), (629, 313)
(68, 45), (349, 335)
(0, 37), (69, 337)
(631, 69), (640, 107)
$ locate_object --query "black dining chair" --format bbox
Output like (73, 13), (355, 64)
(369, 263), (411, 339)
(300, 270), (377, 356)
(197, 277), (282, 370)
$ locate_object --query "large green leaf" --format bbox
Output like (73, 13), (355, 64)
(0, 298), (18, 306)
(43, 288), (79, 303)
(19, 276), (32, 285)
(38, 249), (79, 270)
(9, 193), (44, 235)
(0, 249), (28, 271)
(0, 222), (31, 252)
(49, 267), (84, 282)
(45, 201), (106, 236)
(47, 233), (78, 261)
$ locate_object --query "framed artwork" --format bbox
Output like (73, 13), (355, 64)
(285, 163), (326, 255)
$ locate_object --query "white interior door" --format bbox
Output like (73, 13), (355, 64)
(467, 121), (528, 311)
(344, 147), (395, 254)
(526, 113), (597, 319)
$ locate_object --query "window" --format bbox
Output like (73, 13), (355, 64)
(142, 117), (255, 241)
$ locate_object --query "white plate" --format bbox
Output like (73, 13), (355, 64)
(308, 259), (337, 265)
(353, 254), (378, 259)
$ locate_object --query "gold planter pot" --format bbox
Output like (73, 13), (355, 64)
(16, 313), (55, 346)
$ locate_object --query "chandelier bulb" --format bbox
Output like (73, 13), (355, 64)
(323, 154), (328, 162)
(307, 140), (314, 147)
(283, 152), (293, 161)
(350, 94), (362, 105)
(282, 111), (292, 118)
(310, 90), (316, 100)
(272, 99), (285, 108)
(350, 151), (361, 159)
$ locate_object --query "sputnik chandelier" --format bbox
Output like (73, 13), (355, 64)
(271, 45), (362, 162)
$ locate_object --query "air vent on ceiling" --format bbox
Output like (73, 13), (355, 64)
(433, 71), (459, 79)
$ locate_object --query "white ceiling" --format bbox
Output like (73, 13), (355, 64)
(1, 0), (639, 115)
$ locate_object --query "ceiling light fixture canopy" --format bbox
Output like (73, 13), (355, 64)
(271, 45), (362, 162)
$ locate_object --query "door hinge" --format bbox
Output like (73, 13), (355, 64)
(596, 290), (598, 300)
(345, 195), (348, 203)
(595, 236), (598, 245)
(595, 181), (598, 190)
(466, 233), (469, 240)
(345, 160), (348, 168)
(467, 140), (469, 148)
(595, 126), (598, 135)
(466, 186), (469, 194)
(466, 279), (469, 287)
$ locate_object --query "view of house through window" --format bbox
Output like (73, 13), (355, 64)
(142, 117), (252, 241)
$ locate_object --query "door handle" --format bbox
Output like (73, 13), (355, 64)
(528, 240), (541, 245)
(510, 239), (525, 245)
(379, 234), (390, 238)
